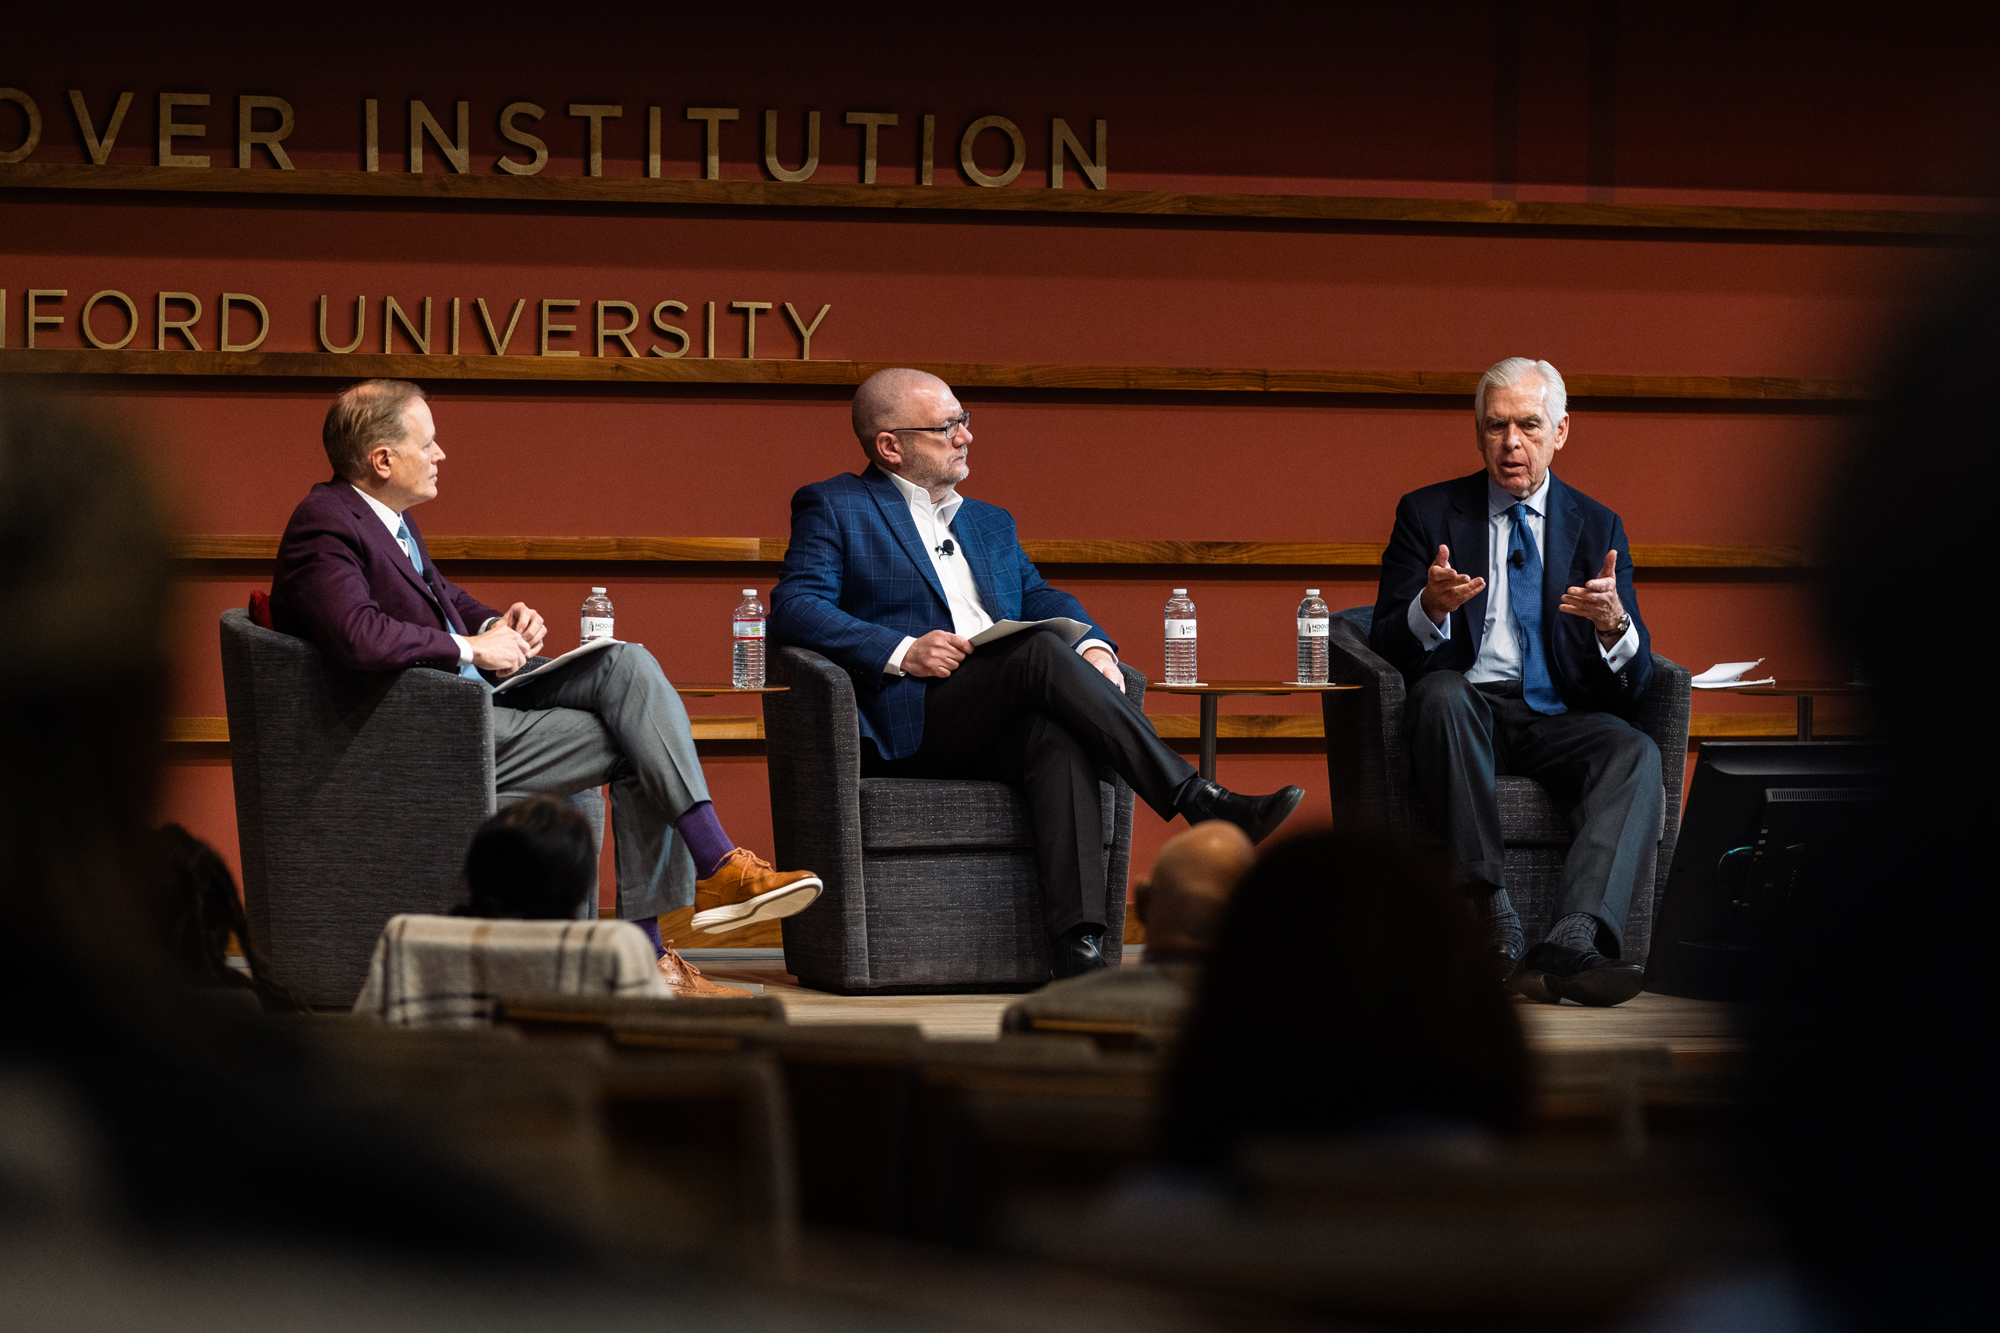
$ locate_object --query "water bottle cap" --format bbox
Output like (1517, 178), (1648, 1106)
(1172, 588), (1187, 595)
(1306, 589), (1320, 596)
(591, 587), (606, 594)
(743, 589), (757, 596)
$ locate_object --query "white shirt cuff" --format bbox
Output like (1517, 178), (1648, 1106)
(1074, 638), (1113, 660)
(885, 635), (917, 676)
(451, 632), (473, 665)
(1406, 593), (1448, 648)
(1598, 618), (1639, 671)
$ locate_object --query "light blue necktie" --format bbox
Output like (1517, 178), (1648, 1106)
(1507, 502), (1565, 715)
(398, 517), (485, 684)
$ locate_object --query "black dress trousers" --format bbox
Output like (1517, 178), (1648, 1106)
(861, 628), (1195, 935)
(1404, 672), (1663, 954)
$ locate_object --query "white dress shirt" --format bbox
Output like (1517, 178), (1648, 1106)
(351, 485), (482, 664)
(1404, 473), (1638, 683)
(879, 469), (1113, 675)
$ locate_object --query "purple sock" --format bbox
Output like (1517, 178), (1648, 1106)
(674, 801), (735, 878)
(634, 916), (665, 957)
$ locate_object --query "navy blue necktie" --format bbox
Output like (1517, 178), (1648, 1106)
(398, 517), (485, 684)
(1507, 502), (1565, 715)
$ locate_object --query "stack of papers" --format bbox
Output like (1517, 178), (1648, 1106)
(1691, 659), (1776, 690)
(492, 635), (623, 694)
(968, 617), (1092, 647)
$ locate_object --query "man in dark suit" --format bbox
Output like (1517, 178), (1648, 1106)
(270, 380), (819, 992)
(771, 367), (1303, 979)
(1371, 357), (1661, 1007)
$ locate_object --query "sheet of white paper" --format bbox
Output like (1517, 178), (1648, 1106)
(1693, 677), (1776, 690)
(967, 617), (1093, 648)
(1690, 658), (1766, 685)
(491, 635), (623, 694)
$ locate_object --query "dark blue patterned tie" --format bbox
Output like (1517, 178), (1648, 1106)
(1508, 502), (1565, 715)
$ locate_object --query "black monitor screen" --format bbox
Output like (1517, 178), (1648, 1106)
(1646, 741), (1890, 1000)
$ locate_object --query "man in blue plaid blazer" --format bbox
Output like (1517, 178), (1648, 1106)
(772, 369), (1303, 979)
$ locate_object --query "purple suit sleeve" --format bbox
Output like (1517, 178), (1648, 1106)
(276, 510), (462, 672)
(442, 579), (501, 638)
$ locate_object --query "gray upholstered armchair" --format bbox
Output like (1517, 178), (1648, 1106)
(1318, 607), (1692, 965)
(218, 608), (602, 1007)
(764, 645), (1142, 994)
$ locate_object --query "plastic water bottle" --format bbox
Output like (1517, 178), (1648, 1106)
(1164, 588), (1198, 684)
(1296, 588), (1331, 684)
(580, 587), (614, 643)
(732, 589), (766, 688)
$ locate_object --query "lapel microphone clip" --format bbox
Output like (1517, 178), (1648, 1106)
(936, 538), (956, 558)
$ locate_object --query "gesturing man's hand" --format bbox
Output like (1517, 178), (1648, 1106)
(1420, 544), (1487, 627)
(903, 630), (974, 678)
(1559, 549), (1628, 641)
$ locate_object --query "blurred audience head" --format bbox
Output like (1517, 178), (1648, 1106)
(1163, 828), (1529, 1171)
(0, 390), (591, 1266)
(1134, 820), (1255, 964)
(462, 797), (597, 920)
(0, 392), (172, 1008)
(147, 822), (304, 1012)
(1755, 252), (1998, 1327)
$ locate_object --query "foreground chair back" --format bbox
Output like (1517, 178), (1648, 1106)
(495, 991), (785, 1039)
(219, 608), (603, 1006)
(1318, 607), (1692, 964)
(764, 645), (1141, 993)
(352, 914), (666, 1027)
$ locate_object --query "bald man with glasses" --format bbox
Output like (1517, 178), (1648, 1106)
(771, 367), (1303, 981)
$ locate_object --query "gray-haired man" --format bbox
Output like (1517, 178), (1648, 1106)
(1369, 358), (1662, 1007)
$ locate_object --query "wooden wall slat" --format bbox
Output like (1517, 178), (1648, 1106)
(161, 710), (1864, 746)
(0, 348), (1868, 403)
(166, 534), (1807, 569)
(3, 162), (1986, 238)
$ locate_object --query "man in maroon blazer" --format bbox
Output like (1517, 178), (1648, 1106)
(270, 380), (819, 989)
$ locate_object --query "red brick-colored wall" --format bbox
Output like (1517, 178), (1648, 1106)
(6, 2), (1991, 900)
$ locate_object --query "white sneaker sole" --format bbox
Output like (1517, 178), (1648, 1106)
(691, 876), (823, 934)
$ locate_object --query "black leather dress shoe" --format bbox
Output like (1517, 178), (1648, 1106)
(1175, 779), (1305, 845)
(1051, 926), (1110, 980)
(1511, 942), (1646, 1007)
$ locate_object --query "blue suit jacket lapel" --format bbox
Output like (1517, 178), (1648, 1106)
(1542, 475), (1583, 615)
(862, 466), (949, 613)
(1447, 474), (1489, 656)
(953, 508), (1008, 618)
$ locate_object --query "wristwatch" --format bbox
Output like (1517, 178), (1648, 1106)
(1602, 611), (1630, 638)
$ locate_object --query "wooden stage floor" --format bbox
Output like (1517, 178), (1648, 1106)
(693, 952), (1737, 1052)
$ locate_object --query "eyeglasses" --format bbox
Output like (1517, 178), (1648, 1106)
(887, 412), (971, 438)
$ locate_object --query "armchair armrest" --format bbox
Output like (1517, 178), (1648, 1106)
(1633, 651), (1693, 850)
(765, 646), (867, 970)
(1118, 662), (1147, 707)
(1321, 617), (1416, 829)
(219, 607), (495, 1005)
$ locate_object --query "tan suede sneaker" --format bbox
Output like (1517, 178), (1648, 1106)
(690, 848), (822, 934)
(657, 941), (751, 999)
